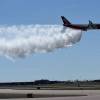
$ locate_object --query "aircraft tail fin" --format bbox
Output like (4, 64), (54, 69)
(61, 16), (71, 26)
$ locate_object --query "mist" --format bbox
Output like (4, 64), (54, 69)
(0, 25), (82, 59)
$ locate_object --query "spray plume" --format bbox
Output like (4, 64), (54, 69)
(0, 25), (82, 59)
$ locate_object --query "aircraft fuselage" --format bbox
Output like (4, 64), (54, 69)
(61, 16), (100, 31)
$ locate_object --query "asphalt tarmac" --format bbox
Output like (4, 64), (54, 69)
(0, 89), (100, 99)
(0, 95), (100, 100)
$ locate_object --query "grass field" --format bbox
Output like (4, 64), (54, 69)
(0, 80), (100, 90)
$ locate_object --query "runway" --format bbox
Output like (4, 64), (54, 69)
(0, 89), (100, 95)
(0, 95), (99, 100)
(0, 89), (100, 99)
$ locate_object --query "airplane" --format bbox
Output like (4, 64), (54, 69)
(61, 16), (100, 31)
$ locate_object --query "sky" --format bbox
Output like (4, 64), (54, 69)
(0, 0), (100, 82)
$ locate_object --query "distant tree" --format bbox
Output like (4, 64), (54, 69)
(93, 80), (100, 82)
(34, 79), (50, 85)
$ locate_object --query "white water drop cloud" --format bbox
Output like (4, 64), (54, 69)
(0, 25), (82, 59)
